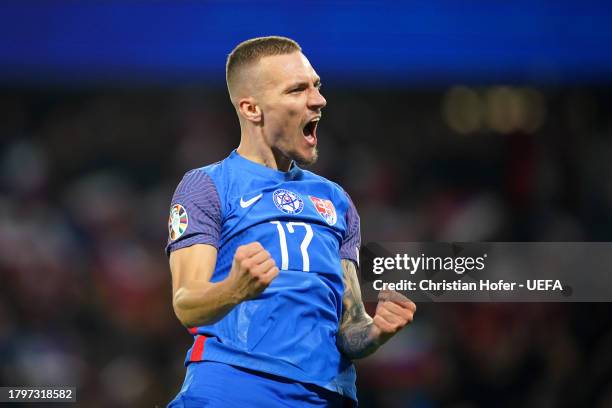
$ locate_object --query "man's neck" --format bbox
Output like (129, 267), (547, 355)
(236, 136), (292, 172)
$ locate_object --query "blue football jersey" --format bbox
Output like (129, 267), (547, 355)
(166, 150), (361, 401)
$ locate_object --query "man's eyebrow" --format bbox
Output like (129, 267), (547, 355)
(285, 78), (321, 91)
(284, 81), (309, 91)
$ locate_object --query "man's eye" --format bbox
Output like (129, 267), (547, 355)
(290, 88), (304, 93)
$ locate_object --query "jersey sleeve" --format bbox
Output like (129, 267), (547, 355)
(340, 192), (361, 266)
(165, 169), (222, 256)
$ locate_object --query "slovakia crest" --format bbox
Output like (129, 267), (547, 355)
(309, 196), (337, 226)
(168, 204), (188, 241)
(273, 189), (304, 214)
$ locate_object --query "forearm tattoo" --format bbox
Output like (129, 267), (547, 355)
(336, 259), (379, 359)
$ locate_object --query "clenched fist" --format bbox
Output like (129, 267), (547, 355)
(371, 290), (416, 344)
(227, 242), (279, 302)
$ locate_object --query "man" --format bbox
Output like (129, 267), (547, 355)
(166, 36), (416, 407)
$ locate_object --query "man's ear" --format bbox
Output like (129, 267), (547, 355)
(238, 97), (262, 123)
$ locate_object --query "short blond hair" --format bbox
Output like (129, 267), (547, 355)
(226, 36), (301, 96)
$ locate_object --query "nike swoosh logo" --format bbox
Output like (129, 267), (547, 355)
(240, 193), (263, 208)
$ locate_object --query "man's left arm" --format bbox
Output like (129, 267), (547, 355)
(337, 259), (416, 360)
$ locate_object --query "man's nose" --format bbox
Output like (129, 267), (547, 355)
(308, 88), (327, 110)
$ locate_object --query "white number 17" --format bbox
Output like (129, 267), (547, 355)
(270, 221), (313, 271)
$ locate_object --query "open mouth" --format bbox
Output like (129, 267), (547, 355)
(302, 118), (319, 146)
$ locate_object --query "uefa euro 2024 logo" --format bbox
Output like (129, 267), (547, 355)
(273, 189), (304, 214)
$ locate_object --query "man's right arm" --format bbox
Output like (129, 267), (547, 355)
(170, 242), (279, 329)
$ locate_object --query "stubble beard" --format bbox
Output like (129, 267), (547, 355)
(269, 129), (319, 167)
(292, 146), (318, 167)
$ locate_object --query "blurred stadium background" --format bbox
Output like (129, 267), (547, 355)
(1, 2), (612, 407)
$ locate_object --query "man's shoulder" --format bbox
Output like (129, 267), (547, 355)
(300, 168), (348, 197)
(180, 156), (231, 184)
(187, 159), (225, 177)
(300, 168), (340, 187)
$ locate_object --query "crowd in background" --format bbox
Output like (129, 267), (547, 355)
(0, 87), (611, 407)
